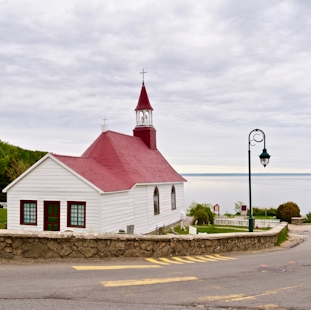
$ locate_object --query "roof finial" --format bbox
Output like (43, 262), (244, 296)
(140, 68), (147, 85)
(102, 116), (108, 132)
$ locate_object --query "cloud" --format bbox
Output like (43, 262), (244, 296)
(0, 0), (310, 172)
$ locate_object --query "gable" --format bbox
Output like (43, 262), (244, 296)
(3, 154), (103, 194)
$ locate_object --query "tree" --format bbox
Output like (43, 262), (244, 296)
(187, 202), (215, 225)
(6, 158), (32, 182)
(0, 139), (47, 201)
(276, 202), (300, 223)
(234, 201), (244, 215)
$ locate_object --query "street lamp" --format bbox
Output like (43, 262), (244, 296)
(248, 129), (270, 232)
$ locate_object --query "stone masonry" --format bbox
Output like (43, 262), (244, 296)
(0, 223), (288, 259)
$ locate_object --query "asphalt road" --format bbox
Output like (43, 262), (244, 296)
(0, 226), (310, 310)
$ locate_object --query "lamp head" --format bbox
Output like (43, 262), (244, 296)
(259, 148), (270, 167)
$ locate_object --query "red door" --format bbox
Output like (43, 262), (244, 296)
(44, 201), (60, 231)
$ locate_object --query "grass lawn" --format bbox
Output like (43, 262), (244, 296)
(0, 208), (7, 229)
(173, 224), (270, 234)
(197, 226), (248, 233)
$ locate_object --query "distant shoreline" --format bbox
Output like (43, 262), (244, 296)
(181, 173), (311, 177)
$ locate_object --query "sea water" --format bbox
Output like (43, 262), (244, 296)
(183, 174), (311, 215)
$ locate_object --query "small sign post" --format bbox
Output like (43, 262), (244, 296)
(241, 205), (247, 216)
(214, 204), (220, 215)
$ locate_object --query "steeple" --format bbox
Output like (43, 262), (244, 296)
(133, 75), (156, 150)
(135, 83), (154, 127)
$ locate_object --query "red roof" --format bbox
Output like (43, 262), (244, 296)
(135, 83), (153, 111)
(53, 131), (185, 192)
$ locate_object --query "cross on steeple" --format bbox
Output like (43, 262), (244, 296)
(140, 69), (147, 84)
(101, 116), (108, 132)
(102, 117), (108, 125)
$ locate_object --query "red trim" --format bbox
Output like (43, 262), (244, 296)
(20, 200), (37, 225)
(44, 201), (60, 231)
(67, 201), (86, 228)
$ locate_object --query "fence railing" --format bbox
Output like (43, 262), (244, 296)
(214, 218), (280, 228)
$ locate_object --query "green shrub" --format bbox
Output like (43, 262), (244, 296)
(276, 202), (300, 223)
(252, 207), (277, 216)
(267, 208), (277, 217)
(253, 207), (264, 216)
(0, 209), (7, 229)
(187, 202), (215, 225)
(224, 213), (235, 218)
(305, 212), (311, 223)
(195, 209), (208, 225)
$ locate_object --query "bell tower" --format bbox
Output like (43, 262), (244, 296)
(133, 70), (156, 150)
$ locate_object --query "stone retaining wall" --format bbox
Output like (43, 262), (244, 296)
(291, 217), (305, 225)
(0, 223), (288, 260)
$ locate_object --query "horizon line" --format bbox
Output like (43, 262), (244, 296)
(180, 172), (311, 176)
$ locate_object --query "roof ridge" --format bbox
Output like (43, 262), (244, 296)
(52, 153), (82, 159)
(106, 130), (143, 140)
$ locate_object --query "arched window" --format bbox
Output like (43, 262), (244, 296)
(140, 111), (144, 124)
(171, 185), (176, 210)
(145, 111), (149, 125)
(153, 187), (160, 215)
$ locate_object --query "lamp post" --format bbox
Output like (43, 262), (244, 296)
(248, 129), (270, 232)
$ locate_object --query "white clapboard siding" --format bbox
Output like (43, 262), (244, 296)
(133, 185), (149, 234)
(175, 183), (185, 211)
(145, 183), (184, 233)
(100, 191), (135, 233)
(99, 183), (184, 235)
(7, 157), (100, 232)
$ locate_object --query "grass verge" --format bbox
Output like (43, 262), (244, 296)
(276, 227), (288, 246)
(173, 224), (270, 235)
(0, 208), (7, 229)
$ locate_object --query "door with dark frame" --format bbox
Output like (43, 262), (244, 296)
(44, 201), (60, 231)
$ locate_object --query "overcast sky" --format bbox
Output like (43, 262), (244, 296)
(1, 0), (311, 173)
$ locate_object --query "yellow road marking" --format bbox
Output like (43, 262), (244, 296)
(145, 258), (170, 265)
(159, 258), (183, 264)
(204, 294), (245, 301)
(196, 255), (218, 262)
(185, 256), (207, 262)
(213, 254), (237, 260)
(72, 265), (161, 271)
(101, 277), (198, 287)
(172, 257), (195, 263)
(258, 304), (281, 309)
(200, 285), (299, 302)
(231, 286), (299, 301)
(146, 255), (237, 265)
